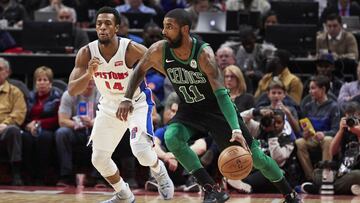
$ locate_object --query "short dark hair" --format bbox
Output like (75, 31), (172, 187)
(165, 8), (192, 28)
(310, 75), (330, 93)
(343, 101), (360, 115)
(268, 78), (286, 91)
(326, 13), (342, 24)
(96, 6), (121, 25)
(239, 25), (256, 41)
(274, 49), (290, 67)
(273, 108), (285, 120)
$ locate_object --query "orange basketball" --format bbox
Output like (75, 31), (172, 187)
(218, 145), (253, 180)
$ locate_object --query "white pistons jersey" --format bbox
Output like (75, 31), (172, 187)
(88, 38), (140, 101)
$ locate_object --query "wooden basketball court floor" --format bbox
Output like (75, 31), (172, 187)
(0, 186), (358, 203)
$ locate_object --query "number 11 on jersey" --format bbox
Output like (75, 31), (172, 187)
(179, 85), (205, 103)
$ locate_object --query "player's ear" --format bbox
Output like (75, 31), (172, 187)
(182, 24), (190, 34)
(115, 24), (120, 33)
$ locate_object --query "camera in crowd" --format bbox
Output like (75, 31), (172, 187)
(338, 142), (360, 177)
(346, 116), (359, 127)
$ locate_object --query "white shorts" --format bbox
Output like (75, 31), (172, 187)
(89, 88), (154, 152)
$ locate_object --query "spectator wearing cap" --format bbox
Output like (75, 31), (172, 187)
(316, 13), (358, 61)
(303, 53), (344, 98)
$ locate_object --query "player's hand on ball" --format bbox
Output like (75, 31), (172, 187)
(87, 57), (100, 76)
(230, 130), (251, 154)
(116, 100), (134, 121)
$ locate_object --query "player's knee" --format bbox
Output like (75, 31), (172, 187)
(91, 149), (117, 177)
(251, 146), (268, 170)
(131, 144), (157, 167)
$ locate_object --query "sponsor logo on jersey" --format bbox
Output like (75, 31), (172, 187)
(190, 59), (197, 69)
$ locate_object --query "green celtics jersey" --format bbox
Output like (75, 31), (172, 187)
(163, 37), (218, 109)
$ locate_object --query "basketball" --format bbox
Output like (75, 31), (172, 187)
(218, 145), (253, 180)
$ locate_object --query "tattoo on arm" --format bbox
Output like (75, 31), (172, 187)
(199, 47), (224, 90)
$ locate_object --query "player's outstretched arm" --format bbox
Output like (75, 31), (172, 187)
(117, 41), (166, 121)
(68, 46), (95, 96)
(198, 46), (249, 151)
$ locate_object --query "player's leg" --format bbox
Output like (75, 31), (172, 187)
(209, 114), (300, 202)
(128, 91), (174, 199)
(90, 103), (134, 203)
(165, 122), (229, 203)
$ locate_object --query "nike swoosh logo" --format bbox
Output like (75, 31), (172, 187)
(135, 96), (141, 102)
(165, 59), (174, 63)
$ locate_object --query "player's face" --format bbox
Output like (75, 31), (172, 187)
(96, 13), (119, 45)
(163, 18), (183, 48)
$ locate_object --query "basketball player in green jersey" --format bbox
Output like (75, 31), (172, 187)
(117, 9), (301, 203)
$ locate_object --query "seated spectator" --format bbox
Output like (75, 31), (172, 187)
(296, 75), (340, 182)
(185, 0), (221, 30)
(235, 26), (276, 92)
(0, 0), (29, 27)
(263, 79), (301, 139)
(55, 80), (102, 187)
(303, 53), (343, 98)
(57, 7), (89, 52)
(116, 0), (157, 14)
(22, 66), (62, 185)
(223, 65), (254, 112)
(255, 49), (303, 104)
(38, 0), (77, 22)
(321, 0), (360, 24)
(317, 13), (358, 61)
(236, 108), (301, 193)
(118, 14), (144, 44)
(302, 101), (360, 195)
(259, 10), (278, 42)
(216, 46), (236, 71)
(0, 57), (26, 186)
(226, 0), (271, 15)
(338, 63), (360, 107)
(142, 22), (163, 48)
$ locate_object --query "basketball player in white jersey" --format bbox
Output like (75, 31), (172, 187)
(67, 7), (174, 203)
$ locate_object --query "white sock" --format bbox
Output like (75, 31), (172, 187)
(111, 178), (128, 193)
(151, 160), (162, 174)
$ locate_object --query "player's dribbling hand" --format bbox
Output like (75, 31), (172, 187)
(87, 57), (100, 76)
(230, 130), (251, 154)
(116, 100), (134, 121)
